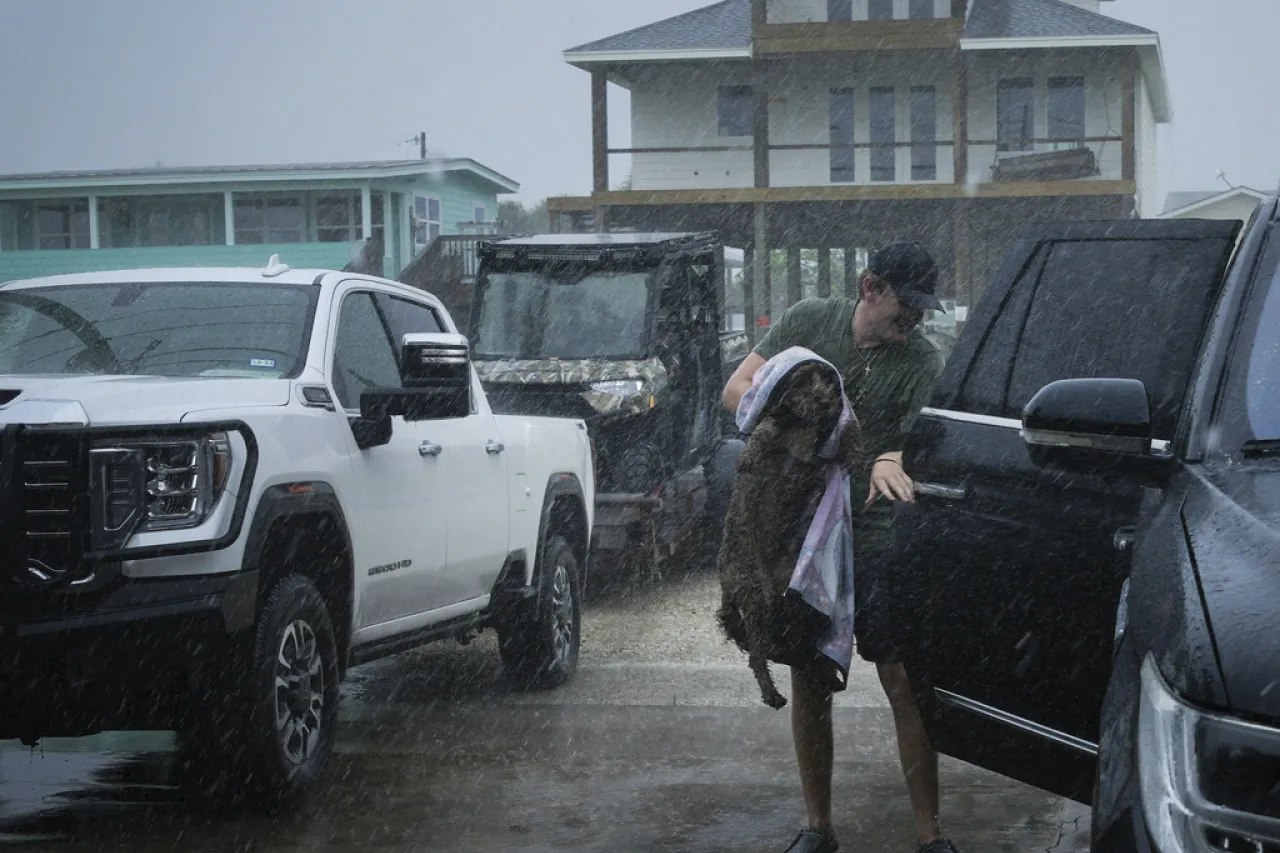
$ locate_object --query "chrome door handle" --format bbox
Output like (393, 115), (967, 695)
(419, 441), (443, 457)
(485, 440), (505, 455)
(915, 482), (967, 501)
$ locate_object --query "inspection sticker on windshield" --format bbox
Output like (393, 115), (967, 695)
(249, 358), (277, 369)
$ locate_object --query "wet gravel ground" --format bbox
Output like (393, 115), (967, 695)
(0, 563), (1089, 852)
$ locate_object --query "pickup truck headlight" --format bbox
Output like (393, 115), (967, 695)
(90, 431), (233, 550)
(1138, 655), (1280, 852)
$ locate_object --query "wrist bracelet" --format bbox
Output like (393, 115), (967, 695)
(874, 456), (903, 468)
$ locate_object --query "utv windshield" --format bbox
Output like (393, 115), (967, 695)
(0, 282), (317, 379)
(473, 269), (652, 360)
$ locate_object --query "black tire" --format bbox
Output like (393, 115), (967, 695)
(611, 443), (663, 493)
(498, 534), (582, 690)
(241, 575), (341, 810)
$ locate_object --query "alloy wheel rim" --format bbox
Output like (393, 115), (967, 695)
(550, 561), (575, 668)
(274, 619), (325, 766)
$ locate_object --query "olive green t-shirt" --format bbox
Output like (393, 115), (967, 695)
(754, 297), (945, 530)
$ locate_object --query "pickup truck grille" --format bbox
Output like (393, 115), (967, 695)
(3, 432), (92, 593)
(22, 436), (84, 582)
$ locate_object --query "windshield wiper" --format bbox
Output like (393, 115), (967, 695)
(1241, 439), (1280, 458)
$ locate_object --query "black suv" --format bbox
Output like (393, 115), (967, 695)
(894, 196), (1280, 852)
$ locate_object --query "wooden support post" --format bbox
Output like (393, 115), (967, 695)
(953, 53), (968, 186)
(955, 204), (972, 319)
(1121, 55), (1136, 182)
(752, 0), (766, 31)
(844, 248), (860, 296)
(592, 71), (609, 193)
(817, 248), (832, 298)
(753, 202), (769, 331)
(786, 248), (802, 308)
(744, 245), (758, 348)
(753, 62), (770, 188)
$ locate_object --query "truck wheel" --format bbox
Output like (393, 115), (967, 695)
(498, 534), (582, 690)
(243, 575), (341, 809)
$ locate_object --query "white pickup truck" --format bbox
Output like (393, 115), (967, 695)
(0, 257), (595, 808)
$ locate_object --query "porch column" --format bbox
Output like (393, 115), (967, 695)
(843, 249), (860, 296)
(752, 202), (768, 339)
(753, 62), (770, 188)
(87, 195), (100, 249)
(361, 186), (373, 240)
(743, 246), (758, 348)
(382, 191), (394, 273)
(751, 0), (766, 30)
(786, 248), (802, 308)
(1121, 54), (1137, 182)
(954, 204), (972, 316)
(817, 248), (832, 298)
(952, 53), (968, 186)
(224, 192), (236, 245)
(592, 71), (609, 193)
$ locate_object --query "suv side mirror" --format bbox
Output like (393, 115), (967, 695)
(1020, 378), (1171, 483)
(355, 334), (473, 449)
(1021, 378), (1153, 455)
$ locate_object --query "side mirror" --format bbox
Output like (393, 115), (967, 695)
(1020, 378), (1171, 483)
(355, 334), (473, 449)
(1021, 378), (1152, 455)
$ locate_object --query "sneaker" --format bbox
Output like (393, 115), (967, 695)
(783, 827), (839, 853)
(915, 839), (961, 853)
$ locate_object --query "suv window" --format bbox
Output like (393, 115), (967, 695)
(375, 293), (444, 349)
(953, 246), (1046, 416)
(332, 292), (400, 410)
(1006, 239), (1225, 437)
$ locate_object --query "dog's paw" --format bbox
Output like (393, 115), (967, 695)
(763, 692), (788, 710)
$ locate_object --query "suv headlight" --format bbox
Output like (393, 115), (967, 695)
(584, 379), (653, 415)
(1138, 655), (1280, 852)
(90, 431), (233, 550)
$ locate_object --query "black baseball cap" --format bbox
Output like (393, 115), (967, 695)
(869, 242), (944, 313)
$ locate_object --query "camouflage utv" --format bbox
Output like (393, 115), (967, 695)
(469, 232), (747, 580)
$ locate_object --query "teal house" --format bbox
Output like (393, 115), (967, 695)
(0, 159), (519, 282)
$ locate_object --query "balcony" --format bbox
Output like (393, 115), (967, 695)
(607, 136), (1121, 196)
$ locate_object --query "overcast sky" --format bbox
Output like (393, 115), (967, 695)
(0, 0), (1275, 206)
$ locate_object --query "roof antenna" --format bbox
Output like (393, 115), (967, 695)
(1216, 169), (1237, 190)
(406, 132), (427, 160)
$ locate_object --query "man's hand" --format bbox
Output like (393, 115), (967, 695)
(866, 450), (915, 506)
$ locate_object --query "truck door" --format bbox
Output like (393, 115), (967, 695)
(374, 292), (510, 609)
(895, 219), (1241, 802)
(330, 288), (446, 630)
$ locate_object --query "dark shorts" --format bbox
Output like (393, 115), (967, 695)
(852, 511), (913, 665)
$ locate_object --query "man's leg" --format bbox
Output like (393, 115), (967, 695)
(791, 665), (835, 830)
(877, 661), (942, 845)
(784, 664), (840, 852)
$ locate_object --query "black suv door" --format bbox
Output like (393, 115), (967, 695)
(895, 219), (1241, 803)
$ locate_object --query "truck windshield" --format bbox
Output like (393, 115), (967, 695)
(0, 282), (317, 379)
(473, 270), (651, 360)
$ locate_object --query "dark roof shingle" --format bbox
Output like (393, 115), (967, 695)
(964, 0), (1155, 40)
(566, 0), (751, 54)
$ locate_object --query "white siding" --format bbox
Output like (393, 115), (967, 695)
(966, 52), (1125, 186)
(1136, 74), (1159, 217)
(629, 65), (755, 190)
(766, 0), (949, 23)
(768, 54), (955, 187)
(627, 58), (955, 191)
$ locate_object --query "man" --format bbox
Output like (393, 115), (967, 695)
(721, 242), (957, 853)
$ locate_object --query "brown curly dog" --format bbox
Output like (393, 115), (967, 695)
(715, 361), (862, 709)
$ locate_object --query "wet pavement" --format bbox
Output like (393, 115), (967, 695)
(0, 567), (1089, 852)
